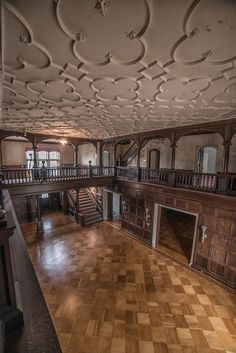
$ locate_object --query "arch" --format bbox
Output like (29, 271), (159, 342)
(77, 142), (97, 165)
(102, 142), (113, 166)
(140, 134), (171, 150)
(229, 134), (236, 173)
(115, 139), (137, 167)
(139, 137), (171, 169)
(197, 146), (217, 173)
(175, 132), (223, 172)
(149, 149), (160, 169)
(1, 135), (33, 168)
(36, 138), (67, 167)
(176, 128), (224, 143)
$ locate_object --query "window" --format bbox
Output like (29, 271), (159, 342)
(197, 147), (217, 173)
(25, 148), (60, 168)
(103, 150), (110, 166)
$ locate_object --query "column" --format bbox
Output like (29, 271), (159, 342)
(99, 142), (103, 166)
(74, 145), (78, 166)
(32, 143), (38, 168)
(222, 141), (231, 174)
(113, 144), (117, 167)
(0, 140), (3, 168)
(36, 195), (43, 236)
(170, 143), (176, 170)
(136, 144), (141, 181)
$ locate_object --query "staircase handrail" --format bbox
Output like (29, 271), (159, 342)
(86, 188), (103, 214)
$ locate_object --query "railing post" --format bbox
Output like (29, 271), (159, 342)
(137, 167), (141, 182)
(41, 160), (47, 183)
(216, 174), (229, 195)
(89, 160), (93, 179)
(167, 170), (176, 186)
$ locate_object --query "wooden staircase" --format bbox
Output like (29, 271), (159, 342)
(78, 189), (103, 226)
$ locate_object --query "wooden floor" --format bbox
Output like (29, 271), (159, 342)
(21, 212), (236, 353)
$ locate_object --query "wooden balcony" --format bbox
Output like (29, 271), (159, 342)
(116, 167), (236, 196)
(0, 166), (114, 195)
(1, 165), (236, 197)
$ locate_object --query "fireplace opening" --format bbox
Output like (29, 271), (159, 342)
(157, 207), (197, 264)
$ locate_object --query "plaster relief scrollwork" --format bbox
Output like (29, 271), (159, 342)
(3, 5), (51, 70)
(3, 86), (29, 106)
(173, 0), (236, 65)
(27, 80), (80, 104)
(213, 83), (236, 104)
(92, 78), (139, 101)
(56, 0), (150, 65)
(155, 78), (210, 102)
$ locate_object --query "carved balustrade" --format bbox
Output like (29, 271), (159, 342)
(116, 167), (236, 196)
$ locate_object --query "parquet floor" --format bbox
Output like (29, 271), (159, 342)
(21, 213), (236, 353)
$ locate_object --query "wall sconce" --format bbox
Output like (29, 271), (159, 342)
(200, 225), (207, 244)
(144, 207), (151, 228)
(122, 200), (127, 212)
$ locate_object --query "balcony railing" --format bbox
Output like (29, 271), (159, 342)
(116, 167), (236, 196)
(1, 165), (236, 196)
(0, 166), (114, 185)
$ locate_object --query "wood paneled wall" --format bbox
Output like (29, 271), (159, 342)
(11, 195), (37, 224)
(116, 180), (236, 290)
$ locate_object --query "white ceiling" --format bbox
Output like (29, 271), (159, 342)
(1, 0), (236, 138)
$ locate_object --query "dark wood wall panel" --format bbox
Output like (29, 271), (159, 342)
(117, 180), (236, 290)
(11, 196), (37, 224)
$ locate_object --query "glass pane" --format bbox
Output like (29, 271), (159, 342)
(27, 160), (33, 168)
(49, 160), (58, 167)
(49, 151), (60, 160)
(39, 150), (48, 159)
(26, 150), (33, 159)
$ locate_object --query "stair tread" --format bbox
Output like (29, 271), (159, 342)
(85, 219), (103, 225)
(85, 214), (103, 220)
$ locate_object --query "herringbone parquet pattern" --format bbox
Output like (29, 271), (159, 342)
(21, 213), (236, 353)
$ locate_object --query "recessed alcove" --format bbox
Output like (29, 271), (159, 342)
(153, 205), (198, 265)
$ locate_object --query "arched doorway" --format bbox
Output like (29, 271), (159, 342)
(149, 149), (160, 169)
(103, 150), (110, 167)
(197, 146), (217, 173)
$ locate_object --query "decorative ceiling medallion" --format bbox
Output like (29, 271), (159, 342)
(27, 80), (80, 104)
(91, 78), (139, 101)
(56, 0), (150, 65)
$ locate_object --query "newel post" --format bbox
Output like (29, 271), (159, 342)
(89, 160), (93, 179)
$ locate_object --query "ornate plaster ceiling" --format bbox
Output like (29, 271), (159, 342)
(1, 0), (236, 138)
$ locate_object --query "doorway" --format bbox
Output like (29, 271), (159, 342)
(197, 146), (217, 173)
(153, 205), (198, 264)
(103, 189), (122, 229)
(149, 149), (160, 169)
